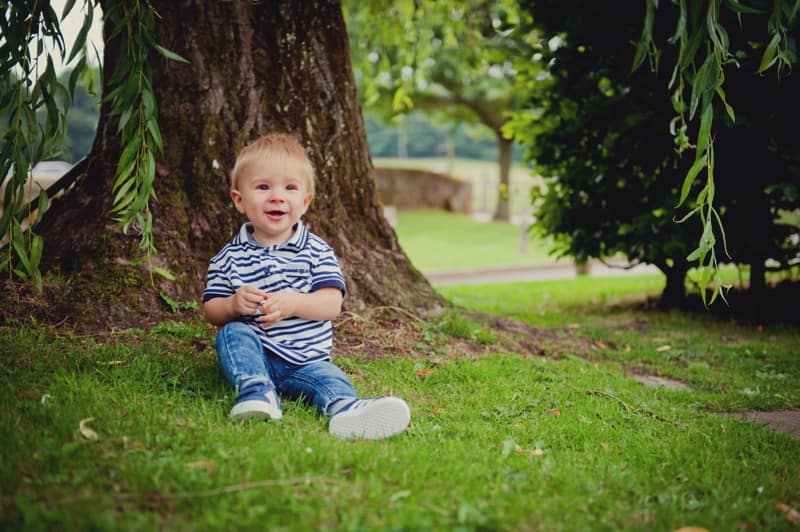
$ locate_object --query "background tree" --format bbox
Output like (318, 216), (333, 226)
(345, 0), (541, 222)
(2, 0), (440, 329)
(509, 0), (696, 304)
(364, 111), (504, 161)
(510, 0), (799, 304)
(634, 0), (800, 301)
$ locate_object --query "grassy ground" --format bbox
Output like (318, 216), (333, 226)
(394, 209), (560, 272)
(2, 275), (798, 530)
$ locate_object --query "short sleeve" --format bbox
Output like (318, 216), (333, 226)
(310, 244), (346, 295)
(202, 258), (235, 302)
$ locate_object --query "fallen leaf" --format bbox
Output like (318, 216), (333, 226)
(567, 323), (581, 329)
(549, 408), (561, 416)
(389, 490), (411, 504)
(600, 441), (611, 453)
(672, 528), (709, 532)
(656, 345), (672, 352)
(79, 418), (98, 441)
(185, 460), (216, 473)
(623, 345), (632, 352)
(531, 448), (545, 456)
(102, 360), (125, 366)
(776, 503), (800, 525)
(416, 369), (436, 379)
(40, 394), (52, 404)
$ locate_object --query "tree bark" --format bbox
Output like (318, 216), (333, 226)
(493, 134), (512, 222)
(749, 259), (766, 297)
(34, 0), (440, 329)
(659, 264), (688, 307)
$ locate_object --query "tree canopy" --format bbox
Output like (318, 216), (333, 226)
(509, 0), (799, 303)
(345, 0), (541, 221)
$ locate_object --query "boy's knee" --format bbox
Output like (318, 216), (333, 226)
(219, 321), (254, 336)
(215, 321), (259, 349)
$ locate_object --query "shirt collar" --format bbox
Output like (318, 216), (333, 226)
(237, 220), (308, 251)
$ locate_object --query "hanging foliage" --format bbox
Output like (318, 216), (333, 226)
(0, 0), (186, 291)
(635, 0), (799, 304)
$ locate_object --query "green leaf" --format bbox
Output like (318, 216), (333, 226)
(152, 266), (176, 281)
(689, 54), (719, 119)
(30, 234), (43, 271)
(146, 118), (163, 152)
(67, 2), (94, 64)
(696, 100), (713, 157)
(61, 0), (78, 19)
(154, 44), (190, 64)
(11, 229), (31, 273)
(758, 33), (781, 73)
(632, 0), (657, 71)
(715, 85), (735, 122)
(722, 0), (766, 15)
(35, 189), (49, 224)
(677, 158), (706, 207)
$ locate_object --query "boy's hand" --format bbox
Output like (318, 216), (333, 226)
(232, 285), (269, 317)
(256, 291), (298, 327)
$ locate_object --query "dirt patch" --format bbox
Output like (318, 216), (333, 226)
(630, 373), (692, 390)
(332, 306), (580, 361)
(734, 410), (800, 440)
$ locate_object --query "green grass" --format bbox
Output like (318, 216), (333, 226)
(2, 279), (799, 530)
(395, 209), (560, 272)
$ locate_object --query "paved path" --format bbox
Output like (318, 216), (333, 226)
(425, 261), (661, 286)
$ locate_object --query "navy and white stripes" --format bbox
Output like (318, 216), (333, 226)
(203, 221), (346, 365)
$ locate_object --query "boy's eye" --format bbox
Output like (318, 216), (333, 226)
(256, 184), (270, 191)
(286, 184), (298, 191)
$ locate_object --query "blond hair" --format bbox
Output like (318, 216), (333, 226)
(230, 132), (315, 195)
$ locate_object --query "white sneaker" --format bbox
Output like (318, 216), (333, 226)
(328, 397), (410, 440)
(230, 381), (283, 420)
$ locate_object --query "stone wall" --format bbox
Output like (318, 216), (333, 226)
(374, 167), (472, 214)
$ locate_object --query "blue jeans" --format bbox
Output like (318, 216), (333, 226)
(215, 322), (357, 415)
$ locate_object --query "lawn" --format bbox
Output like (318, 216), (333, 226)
(1, 274), (798, 530)
(394, 209), (561, 272)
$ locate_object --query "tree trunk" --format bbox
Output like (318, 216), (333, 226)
(659, 264), (688, 307)
(34, 0), (440, 330)
(493, 134), (512, 222)
(749, 259), (766, 297)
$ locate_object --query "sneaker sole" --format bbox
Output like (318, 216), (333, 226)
(231, 400), (283, 420)
(329, 397), (410, 440)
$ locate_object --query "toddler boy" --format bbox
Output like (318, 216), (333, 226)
(203, 132), (410, 440)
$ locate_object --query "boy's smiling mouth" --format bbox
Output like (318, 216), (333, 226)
(266, 210), (287, 220)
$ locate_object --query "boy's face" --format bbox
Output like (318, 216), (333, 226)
(231, 154), (313, 246)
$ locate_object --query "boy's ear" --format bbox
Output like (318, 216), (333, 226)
(230, 189), (245, 213)
(303, 193), (314, 208)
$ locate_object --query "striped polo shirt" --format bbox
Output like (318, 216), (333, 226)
(203, 221), (346, 365)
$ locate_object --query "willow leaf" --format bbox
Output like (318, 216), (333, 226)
(696, 100), (713, 157)
(67, 2), (93, 64)
(758, 33), (781, 72)
(677, 158), (706, 207)
(154, 44), (190, 64)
